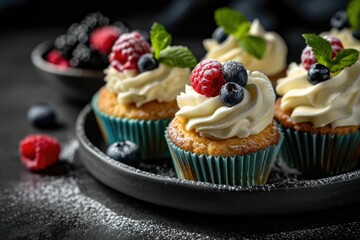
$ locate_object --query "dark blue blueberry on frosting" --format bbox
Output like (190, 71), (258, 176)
(307, 63), (330, 85)
(212, 27), (228, 44)
(220, 82), (244, 107)
(219, 60), (249, 107)
(138, 53), (159, 72)
(222, 60), (248, 86)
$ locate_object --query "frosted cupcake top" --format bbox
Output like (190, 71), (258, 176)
(276, 33), (360, 128)
(203, 8), (287, 76)
(176, 59), (275, 139)
(105, 65), (190, 107)
(204, 19), (287, 76)
(105, 22), (196, 107)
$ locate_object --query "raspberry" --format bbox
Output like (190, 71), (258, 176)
(19, 134), (61, 171)
(109, 31), (151, 72)
(46, 50), (70, 68)
(301, 36), (344, 70)
(89, 26), (121, 54)
(190, 59), (226, 97)
(323, 35), (344, 58)
(301, 47), (317, 71)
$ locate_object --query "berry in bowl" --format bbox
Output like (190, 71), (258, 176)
(31, 12), (129, 103)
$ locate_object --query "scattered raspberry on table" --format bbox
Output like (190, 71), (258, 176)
(18, 134), (61, 171)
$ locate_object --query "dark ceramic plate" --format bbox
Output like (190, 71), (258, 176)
(76, 104), (360, 216)
(31, 40), (105, 103)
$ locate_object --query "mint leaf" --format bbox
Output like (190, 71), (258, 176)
(150, 22), (172, 59)
(215, 7), (249, 35)
(238, 36), (266, 59)
(159, 46), (197, 68)
(214, 7), (266, 59)
(347, 0), (360, 30)
(233, 22), (251, 39)
(302, 33), (332, 67)
(302, 33), (359, 73)
(330, 48), (359, 72)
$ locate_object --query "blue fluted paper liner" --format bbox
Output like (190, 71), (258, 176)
(278, 126), (360, 176)
(165, 128), (284, 186)
(92, 93), (172, 160)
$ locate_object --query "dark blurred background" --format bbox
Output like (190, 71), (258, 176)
(0, 0), (348, 63)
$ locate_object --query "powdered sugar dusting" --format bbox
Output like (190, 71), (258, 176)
(0, 176), (221, 239)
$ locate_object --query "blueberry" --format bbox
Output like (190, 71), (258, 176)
(138, 53), (158, 72)
(27, 103), (57, 129)
(220, 82), (244, 107)
(212, 27), (228, 44)
(222, 60), (248, 87)
(307, 63), (330, 85)
(352, 30), (360, 40)
(106, 141), (142, 167)
(330, 11), (348, 30)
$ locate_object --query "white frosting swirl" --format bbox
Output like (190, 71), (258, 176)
(176, 71), (275, 139)
(320, 28), (360, 54)
(203, 19), (287, 76)
(276, 61), (360, 128)
(105, 64), (190, 107)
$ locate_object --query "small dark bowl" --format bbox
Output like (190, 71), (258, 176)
(31, 40), (106, 103)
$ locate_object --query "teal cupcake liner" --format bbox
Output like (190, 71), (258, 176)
(278, 127), (360, 176)
(92, 93), (172, 161)
(165, 128), (284, 186)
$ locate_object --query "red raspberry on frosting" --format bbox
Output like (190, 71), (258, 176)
(190, 59), (226, 97)
(301, 35), (344, 70)
(19, 134), (61, 171)
(89, 25), (121, 54)
(301, 47), (317, 71)
(323, 35), (344, 58)
(109, 31), (151, 72)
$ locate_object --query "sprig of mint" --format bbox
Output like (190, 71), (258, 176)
(302, 33), (359, 73)
(214, 7), (266, 59)
(347, 0), (360, 30)
(150, 22), (197, 68)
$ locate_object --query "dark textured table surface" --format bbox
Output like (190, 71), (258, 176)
(1, 29), (360, 240)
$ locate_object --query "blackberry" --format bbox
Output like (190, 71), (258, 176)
(81, 12), (109, 33)
(112, 21), (129, 34)
(70, 44), (108, 69)
(54, 33), (78, 59)
(133, 29), (150, 43)
(67, 23), (90, 44)
(307, 63), (330, 85)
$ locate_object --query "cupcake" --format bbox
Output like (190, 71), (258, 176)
(165, 59), (283, 186)
(320, 0), (360, 55)
(92, 22), (197, 161)
(203, 7), (288, 88)
(275, 33), (360, 176)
